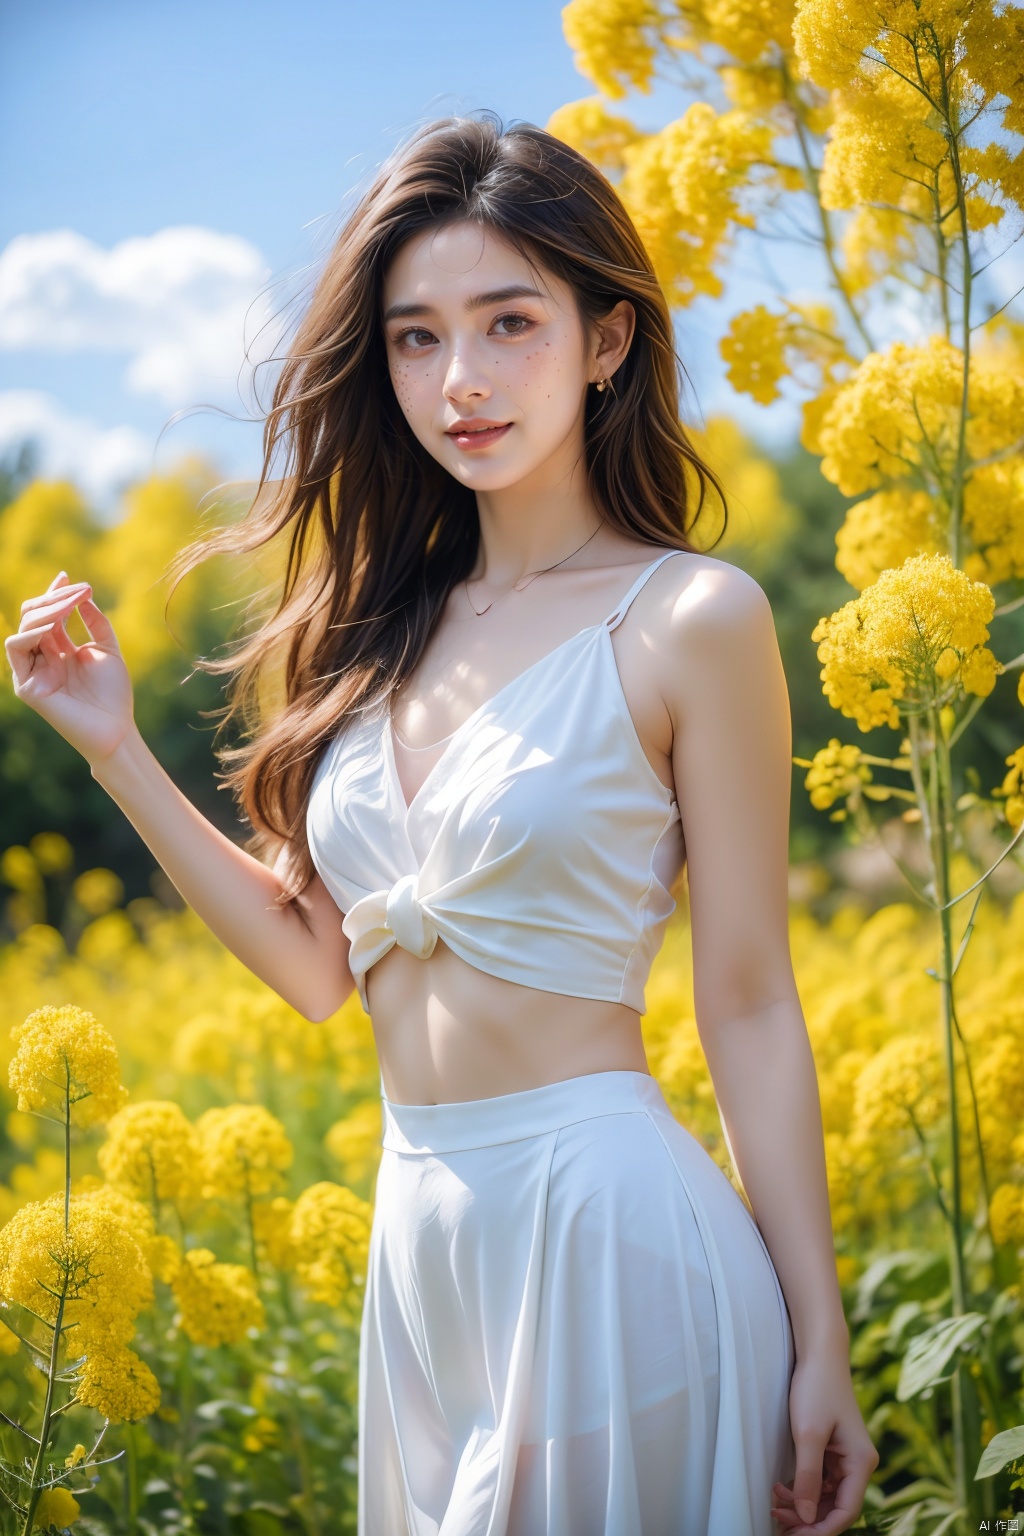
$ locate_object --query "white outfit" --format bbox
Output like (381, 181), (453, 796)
(306, 551), (797, 1535)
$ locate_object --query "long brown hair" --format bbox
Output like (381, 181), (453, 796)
(178, 111), (727, 897)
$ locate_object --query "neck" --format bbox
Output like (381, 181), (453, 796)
(470, 437), (604, 585)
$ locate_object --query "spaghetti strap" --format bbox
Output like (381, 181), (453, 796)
(605, 548), (689, 632)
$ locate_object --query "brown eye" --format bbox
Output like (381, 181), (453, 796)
(492, 312), (532, 336)
(394, 327), (437, 350)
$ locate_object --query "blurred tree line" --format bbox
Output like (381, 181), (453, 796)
(2, 430), (1021, 917)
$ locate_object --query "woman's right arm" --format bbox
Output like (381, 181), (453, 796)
(4, 573), (355, 1023)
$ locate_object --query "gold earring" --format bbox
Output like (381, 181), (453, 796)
(595, 378), (607, 392)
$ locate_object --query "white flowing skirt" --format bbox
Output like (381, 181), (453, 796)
(359, 1069), (796, 1536)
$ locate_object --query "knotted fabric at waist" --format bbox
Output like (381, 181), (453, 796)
(342, 874), (439, 1011)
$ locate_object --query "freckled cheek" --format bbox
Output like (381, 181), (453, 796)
(390, 365), (437, 422)
(501, 347), (570, 397)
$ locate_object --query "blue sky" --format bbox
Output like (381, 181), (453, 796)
(0, 0), (821, 507)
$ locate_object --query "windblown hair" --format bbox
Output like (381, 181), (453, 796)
(177, 111), (727, 898)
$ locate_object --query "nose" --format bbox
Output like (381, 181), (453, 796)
(442, 337), (492, 406)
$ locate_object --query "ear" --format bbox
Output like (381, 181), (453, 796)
(590, 299), (636, 385)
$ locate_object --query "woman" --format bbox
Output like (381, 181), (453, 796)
(5, 114), (878, 1535)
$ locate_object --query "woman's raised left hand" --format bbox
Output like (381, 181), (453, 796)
(770, 1348), (879, 1534)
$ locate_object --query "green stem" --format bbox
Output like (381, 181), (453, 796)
(126, 1422), (139, 1534)
(21, 1078), (74, 1536)
(935, 46), (973, 565)
(244, 1177), (260, 1280)
(277, 1276), (323, 1536)
(932, 716), (979, 1531)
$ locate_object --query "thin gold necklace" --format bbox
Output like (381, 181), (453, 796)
(463, 524), (602, 617)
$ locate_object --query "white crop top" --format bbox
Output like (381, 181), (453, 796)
(306, 549), (688, 1015)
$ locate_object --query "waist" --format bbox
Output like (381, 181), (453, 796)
(381, 1068), (670, 1154)
(369, 941), (649, 1105)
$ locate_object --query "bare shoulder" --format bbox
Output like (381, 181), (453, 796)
(638, 551), (780, 716)
(644, 549), (774, 644)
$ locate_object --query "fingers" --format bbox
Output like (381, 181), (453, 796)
(20, 582), (91, 624)
(771, 1462), (873, 1535)
(76, 596), (120, 653)
(4, 623), (65, 685)
(791, 1440), (827, 1525)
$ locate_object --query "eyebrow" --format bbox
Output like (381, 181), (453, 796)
(382, 284), (547, 324)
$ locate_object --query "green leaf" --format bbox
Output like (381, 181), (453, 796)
(950, 886), (984, 978)
(975, 1423), (1024, 1478)
(896, 1312), (987, 1401)
(885, 1498), (960, 1536)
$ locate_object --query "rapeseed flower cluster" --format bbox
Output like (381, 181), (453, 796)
(99, 1099), (203, 1204)
(834, 490), (942, 592)
(801, 739), (873, 814)
(997, 748), (1024, 832)
(617, 105), (798, 304)
(720, 301), (850, 408)
(172, 1248), (266, 1347)
(561, 0), (664, 98)
(812, 554), (998, 730)
(2, 843), (1024, 1519)
(196, 1104), (294, 1200)
(290, 1182), (372, 1323)
(9, 1004), (128, 1125)
(0, 1194), (158, 1422)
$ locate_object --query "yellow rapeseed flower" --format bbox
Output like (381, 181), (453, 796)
(72, 868), (125, 917)
(816, 335), (1024, 504)
(792, 0), (882, 88)
(812, 554), (998, 731)
(196, 1105), (293, 1200)
(546, 96), (643, 172)
(289, 1182), (373, 1320)
(990, 1184), (1024, 1247)
(0, 1315), (20, 1355)
(835, 490), (942, 591)
(252, 1196), (297, 1271)
(28, 832), (73, 875)
(242, 1414), (278, 1454)
(0, 1195), (153, 1353)
(561, 0), (664, 98)
(31, 1485), (81, 1529)
(819, 71), (948, 218)
(325, 1100), (383, 1190)
(964, 458), (1024, 587)
(171, 1248), (265, 1346)
(99, 1100), (203, 1204)
(965, 0), (1024, 137)
(816, 337), (962, 499)
(720, 301), (849, 407)
(794, 0), (973, 92)
(618, 104), (785, 305)
(853, 1034), (944, 1136)
(74, 1180), (182, 1284)
(839, 205), (916, 296)
(996, 747), (1024, 830)
(76, 1344), (161, 1423)
(700, 0), (796, 64)
(802, 739), (873, 812)
(9, 1005), (127, 1126)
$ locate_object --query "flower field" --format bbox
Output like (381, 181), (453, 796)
(0, 849), (1023, 1530)
(3, 0), (1024, 1522)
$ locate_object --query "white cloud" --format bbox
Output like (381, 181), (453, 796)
(0, 390), (152, 509)
(0, 227), (279, 407)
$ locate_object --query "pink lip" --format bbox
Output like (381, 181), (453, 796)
(445, 420), (513, 450)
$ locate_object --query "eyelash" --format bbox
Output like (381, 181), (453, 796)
(392, 311), (535, 350)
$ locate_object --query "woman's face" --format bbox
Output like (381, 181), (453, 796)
(381, 222), (611, 494)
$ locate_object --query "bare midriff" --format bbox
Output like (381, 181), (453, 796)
(366, 546), (685, 1107)
(366, 941), (652, 1106)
